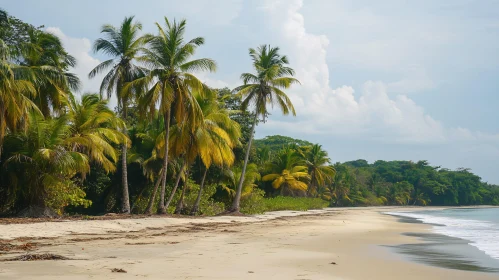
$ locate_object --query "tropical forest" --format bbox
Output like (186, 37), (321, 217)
(1, 10), (498, 218)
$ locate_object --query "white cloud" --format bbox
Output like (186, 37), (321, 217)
(257, 0), (499, 153)
(387, 65), (435, 94)
(259, 0), (445, 143)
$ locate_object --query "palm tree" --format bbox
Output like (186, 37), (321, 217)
(230, 45), (299, 212)
(190, 92), (241, 215)
(129, 18), (216, 214)
(299, 144), (335, 197)
(66, 93), (129, 173)
(326, 164), (354, 206)
(126, 114), (167, 214)
(89, 16), (148, 213)
(0, 44), (38, 160)
(24, 30), (80, 116)
(262, 147), (310, 196)
(1, 112), (91, 216)
(221, 163), (261, 199)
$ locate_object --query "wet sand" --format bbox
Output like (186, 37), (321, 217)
(0, 207), (497, 279)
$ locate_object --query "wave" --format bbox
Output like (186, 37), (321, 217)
(385, 211), (499, 260)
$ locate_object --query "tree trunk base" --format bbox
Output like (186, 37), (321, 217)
(17, 206), (59, 218)
(217, 210), (246, 216)
(190, 206), (199, 216)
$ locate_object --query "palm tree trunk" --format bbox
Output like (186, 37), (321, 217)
(164, 161), (186, 210)
(175, 168), (189, 214)
(190, 167), (208, 215)
(158, 111), (171, 214)
(144, 168), (164, 214)
(121, 107), (130, 214)
(121, 143), (130, 213)
(230, 113), (258, 212)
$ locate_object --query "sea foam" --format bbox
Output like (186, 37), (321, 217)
(386, 210), (499, 261)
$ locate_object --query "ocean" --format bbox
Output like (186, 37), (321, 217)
(386, 208), (499, 273)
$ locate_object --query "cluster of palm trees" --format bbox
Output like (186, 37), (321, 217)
(0, 10), (302, 216)
(259, 145), (336, 197)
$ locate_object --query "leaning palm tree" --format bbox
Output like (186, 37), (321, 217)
(230, 45), (299, 212)
(190, 92), (240, 215)
(129, 18), (216, 214)
(299, 144), (336, 197)
(89, 16), (148, 213)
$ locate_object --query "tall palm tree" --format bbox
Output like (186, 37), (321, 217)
(89, 16), (148, 213)
(66, 93), (129, 173)
(262, 147), (310, 196)
(230, 45), (299, 212)
(129, 18), (216, 214)
(299, 144), (335, 197)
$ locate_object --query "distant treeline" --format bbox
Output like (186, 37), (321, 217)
(255, 135), (499, 207)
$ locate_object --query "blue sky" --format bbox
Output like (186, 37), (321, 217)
(3, 0), (499, 182)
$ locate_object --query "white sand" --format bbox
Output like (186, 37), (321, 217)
(0, 207), (497, 279)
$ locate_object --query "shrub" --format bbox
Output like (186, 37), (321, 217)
(240, 192), (328, 215)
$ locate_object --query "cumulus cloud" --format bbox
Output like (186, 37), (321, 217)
(254, 0), (499, 182)
(387, 66), (435, 94)
(259, 0), (446, 143)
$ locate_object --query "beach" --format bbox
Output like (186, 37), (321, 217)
(0, 207), (497, 280)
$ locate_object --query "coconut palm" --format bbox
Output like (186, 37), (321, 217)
(299, 144), (336, 197)
(129, 17), (216, 214)
(161, 90), (239, 215)
(1, 112), (91, 215)
(221, 163), (261, 199)
(126, 115), (171, 214)
(89, 16), (148, 213)
(230, 45), (299, 212)
(23, 30), (80, 116)
(190, 92), (241, 215)
(66, 93), (129, 173)
(0, 49), (39, 159)
(262, 147), (310, 196)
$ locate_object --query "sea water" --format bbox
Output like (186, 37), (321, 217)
(386, 208), (499, 272)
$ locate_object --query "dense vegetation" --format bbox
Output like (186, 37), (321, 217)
(0, 10), (498, 217)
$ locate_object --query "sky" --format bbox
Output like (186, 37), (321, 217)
(3, 0), (499, 183)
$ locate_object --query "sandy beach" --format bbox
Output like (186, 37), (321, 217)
(0, 207), (497, 280)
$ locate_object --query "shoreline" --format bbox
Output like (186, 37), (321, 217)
(0, 207), (497, 279)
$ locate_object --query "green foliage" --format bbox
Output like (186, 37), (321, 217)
(183, 183), (225, 216)
(241, 193), (328, 215)
(254, 135), (313, 151)
(0, 113), (92, 213)
(328, 160), (499, 206)
(239, 188), (267, 214)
